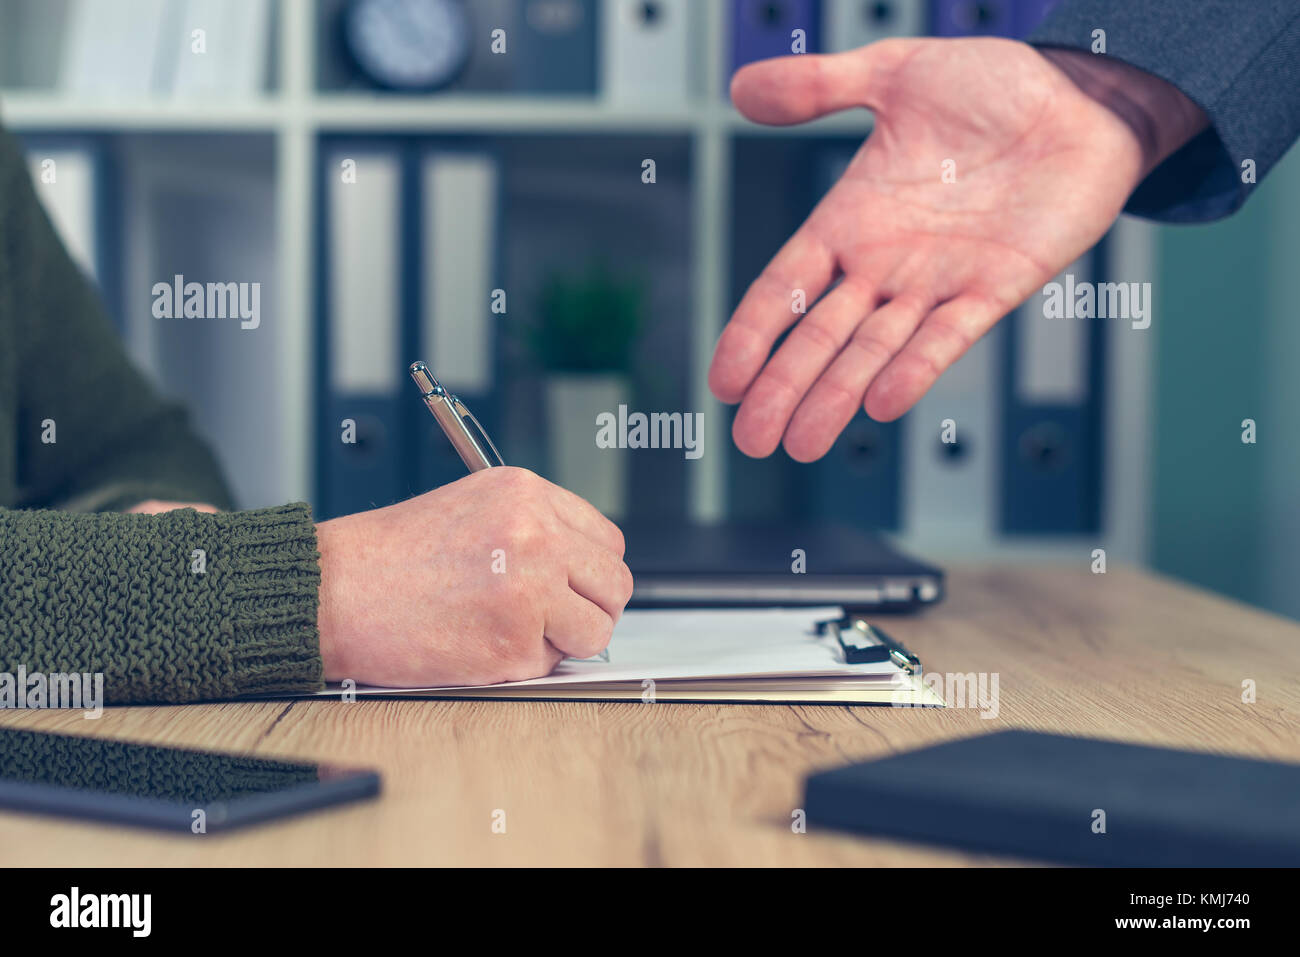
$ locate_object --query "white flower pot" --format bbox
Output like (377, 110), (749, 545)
(545, 373), (629, 519)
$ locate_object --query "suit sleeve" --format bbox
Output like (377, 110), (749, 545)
(1030, 0), (1300, 222)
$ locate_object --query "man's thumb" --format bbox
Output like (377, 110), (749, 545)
(729, 42), (906, 125)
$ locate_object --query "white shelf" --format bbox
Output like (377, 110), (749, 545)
(313, 94), (699, 132)
(1, 90), (874, 138)
(0, 92), (287, 130)
(305, 98), (872, 136)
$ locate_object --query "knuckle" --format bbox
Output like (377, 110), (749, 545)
(795, 317), (841, 354)
(906, 347), (946, 383)
(926, 313), (973, 355)
(581, 616), (615, 656)
(847, 328), (895, 367)
(492, 466), (538, 494)
(501, 510), (545, 551)
(757, 363), (804, 404)
(812, 374), (863, 411)
(607, 523), (626, 557)
(497, 568), (532, 605)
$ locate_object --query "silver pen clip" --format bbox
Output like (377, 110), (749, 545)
(409, 361), (501, 472)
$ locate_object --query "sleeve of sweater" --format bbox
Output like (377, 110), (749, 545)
(0, 126), (235, 512)
(0, 504), (323, 703)
(1030, 0), (1300, 223)
(0, 126), (324, 703)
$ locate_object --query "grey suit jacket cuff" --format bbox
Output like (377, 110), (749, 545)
(1029, 0), (1300, 223)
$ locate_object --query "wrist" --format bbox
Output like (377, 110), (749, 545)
(314, 517), (348, 681)
(1036, 46), (1209, 178)
(126, 499), (220, 514)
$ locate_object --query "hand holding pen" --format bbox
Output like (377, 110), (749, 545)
(409, 361), (614, 663)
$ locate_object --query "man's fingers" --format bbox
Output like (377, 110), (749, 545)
(709, 229), (836, 404)
(565, 532), (634, 624)
(527, 640), (566, 681)
(729, 43), (907, 125)
(783, 294), (932, 461)
(730, 278), (879, 458)
(864, 294), (1006, 421)
(544, 591), (615, 661)
(547, 482), (625, 556)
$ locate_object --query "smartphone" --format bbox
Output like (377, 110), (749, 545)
(0, 727), (380, 833)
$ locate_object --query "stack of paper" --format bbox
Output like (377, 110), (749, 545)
(307, 607), (943, 706)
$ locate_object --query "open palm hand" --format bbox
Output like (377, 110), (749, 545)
(709, 38), (1150, 461)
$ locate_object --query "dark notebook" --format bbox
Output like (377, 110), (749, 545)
(623, 521), (943, 612)
(805, 730), (1300, 866)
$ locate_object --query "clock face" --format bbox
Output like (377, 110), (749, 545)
(345, 0), (472, 91)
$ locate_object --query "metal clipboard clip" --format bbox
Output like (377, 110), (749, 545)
(814, 614), (921, 675)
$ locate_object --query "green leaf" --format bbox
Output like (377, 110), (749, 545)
(526, 262), (645, 373)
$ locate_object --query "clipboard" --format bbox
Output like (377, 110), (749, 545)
(287, 607), (944, 707)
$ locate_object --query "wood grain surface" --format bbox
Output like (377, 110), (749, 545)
(2, 564), (1297, 866)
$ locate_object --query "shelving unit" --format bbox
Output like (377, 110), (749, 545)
(1, 1), (810, 521)
(0, 90), (877, 135)
(0, 0), (1152, 564)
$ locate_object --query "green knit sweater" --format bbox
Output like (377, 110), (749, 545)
(0, 126), (323, 704)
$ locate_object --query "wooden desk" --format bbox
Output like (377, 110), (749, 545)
(3, 565), (1298, 866)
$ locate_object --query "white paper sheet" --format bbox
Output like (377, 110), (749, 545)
(332, 606), (902, 695)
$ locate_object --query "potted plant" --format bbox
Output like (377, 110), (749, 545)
(529, 262), (644, 518)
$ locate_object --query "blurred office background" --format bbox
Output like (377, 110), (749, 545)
(0, 0), (1295, 620)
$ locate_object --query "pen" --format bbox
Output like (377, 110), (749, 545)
(408, 361), (609, 662)
(814, 615), (920, 674)
(409, 361), (503, 472)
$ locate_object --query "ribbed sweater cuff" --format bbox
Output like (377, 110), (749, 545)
(217, 503), (324, 699)
(0, 503), (324, 704)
